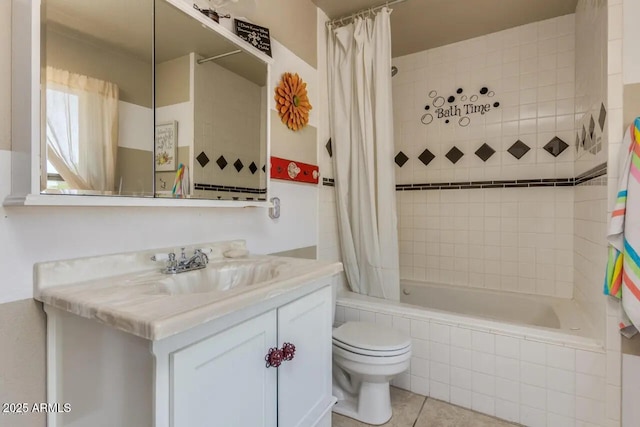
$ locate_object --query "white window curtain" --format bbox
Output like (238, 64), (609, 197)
(46, 67), (119, 191)
(327, 8), (401, 300)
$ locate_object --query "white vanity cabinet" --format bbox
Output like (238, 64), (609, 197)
(170, 286), (333, 427)
(37, 245), (342, 427)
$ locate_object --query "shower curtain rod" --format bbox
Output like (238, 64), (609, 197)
(326, 0), (408, 27)
(197, 49), (242, 64)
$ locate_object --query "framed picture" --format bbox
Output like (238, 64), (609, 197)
(155, 121), (177, 172)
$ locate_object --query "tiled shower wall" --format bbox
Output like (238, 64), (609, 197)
(573, 0), (609, 343)
(392, 15), (579, 297)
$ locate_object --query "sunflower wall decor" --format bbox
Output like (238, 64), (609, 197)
(274, 72), (312, 131)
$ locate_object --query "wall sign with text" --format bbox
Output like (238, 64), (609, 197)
(421, 86), (500, 127)
(234, 19), (272, 57)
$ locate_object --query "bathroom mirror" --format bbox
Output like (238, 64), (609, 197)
(39, 0), (269, 202)
(43, 0), (154, 197)
(154, 0), (268, 201)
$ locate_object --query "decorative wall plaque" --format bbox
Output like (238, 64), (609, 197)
(234, 19), (272, 57)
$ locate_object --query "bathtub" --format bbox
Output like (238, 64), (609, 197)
(335, 280), (608, 426)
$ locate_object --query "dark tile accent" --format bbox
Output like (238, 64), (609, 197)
(262, 165), (266, 173)
(543, 137), (569, 157)
(507, 140), (530, 159)
(326, 139), (333, 157)
(581, 126), (587, 147)
(194, 183), (267, 194)
(445, 146), (464, 164)
(216, 155), (228, 170)
(418, 148), (435, 166)
(234, 159), (243, 172)
(475, 143), (495, 162)
(589, 115), (596, 139)
(599, 103), (607, 131)
(196, 152), (210, 168)
(394, 163), (607, 192)
(395, 151), (409, 167)
(249, 162), (258, 174)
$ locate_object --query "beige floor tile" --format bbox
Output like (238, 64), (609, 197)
(414, 399), (520, 427)
(379, 386), (427, 427)
(332, 413), (368, 427)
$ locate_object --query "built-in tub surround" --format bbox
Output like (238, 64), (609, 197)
(34, 240), (342, 340)
(336, 289), (607, 426)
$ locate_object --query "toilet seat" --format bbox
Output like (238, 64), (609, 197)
(332, 321), (411, 357)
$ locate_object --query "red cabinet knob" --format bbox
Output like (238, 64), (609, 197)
(265, 347), (284, 368)
(282, 342), (296, 361)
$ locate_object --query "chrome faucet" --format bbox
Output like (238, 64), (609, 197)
(153, 248), (209, 274)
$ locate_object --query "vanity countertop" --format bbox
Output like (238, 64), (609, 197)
(34, 242), (342, 341)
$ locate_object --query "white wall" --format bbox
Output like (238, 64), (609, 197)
(622, 0), (640, 85)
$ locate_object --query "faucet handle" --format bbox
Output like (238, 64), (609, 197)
(151, 253), (172, 262)
(180, 248), (187, 261)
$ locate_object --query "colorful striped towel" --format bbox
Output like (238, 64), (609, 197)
(605, 117), (640, 331)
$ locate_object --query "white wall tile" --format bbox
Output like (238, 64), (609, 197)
(521, 340), (547, 365)
(450, 386), (472, 409)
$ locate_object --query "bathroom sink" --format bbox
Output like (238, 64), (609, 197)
(130, 258), (288, 295)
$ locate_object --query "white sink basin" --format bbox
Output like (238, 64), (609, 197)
(129, 258), (289, 295)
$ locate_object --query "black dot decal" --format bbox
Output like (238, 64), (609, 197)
(457, 88), (463, 94)
(448, 96), (455, 103)
(493, 102), (500, 108)
(424, 105), (430, 111)
(480, 87), (489, 95)
(445, 119), (450, 124)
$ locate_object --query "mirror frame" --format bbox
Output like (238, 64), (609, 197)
(6, 0), (273, 208)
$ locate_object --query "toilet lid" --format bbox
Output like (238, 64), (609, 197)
(332, 321), (412, 352)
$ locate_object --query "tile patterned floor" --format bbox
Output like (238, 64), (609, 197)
(332, 387), (520, 427)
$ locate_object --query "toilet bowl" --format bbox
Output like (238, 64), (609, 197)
(332, 321), (412, 425)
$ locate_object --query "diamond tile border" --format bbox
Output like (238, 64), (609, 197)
(395, 151), (409, 167)
(326, 139), (333, 157)
(418, 148), (435, 166)
(196, 152), (210, 168)
(216, 155), (228, 170)
(507, 140), (530, 160)
(475, 143), (495, 162)
(543, 137), (569, 157)
(445, 146), (464, 164)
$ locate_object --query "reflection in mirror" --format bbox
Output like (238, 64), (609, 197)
(155, 0), (268, 201)
(43, 0), (154, 196)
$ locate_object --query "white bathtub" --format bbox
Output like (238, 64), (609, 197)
(400, 280), (593, 338)
(335, 280), (607, 426)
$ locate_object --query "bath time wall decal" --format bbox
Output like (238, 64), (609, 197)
(421, 86), (500, 127)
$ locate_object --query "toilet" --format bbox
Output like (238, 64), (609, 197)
(331, 320), (412, 425)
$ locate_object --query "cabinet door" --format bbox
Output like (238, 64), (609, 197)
(277, 286), (333, 427)
(171, 310), (277, 427)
